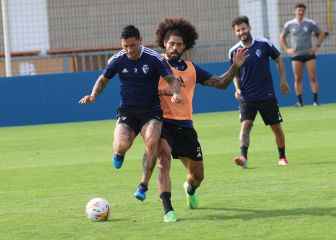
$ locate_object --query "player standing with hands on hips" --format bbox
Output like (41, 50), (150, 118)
(280, 3), (326, 106)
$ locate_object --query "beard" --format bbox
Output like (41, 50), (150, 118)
(240, 32), (252, 44)
(166, 51), (182, 61)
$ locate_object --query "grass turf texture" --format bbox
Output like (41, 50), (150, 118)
(1, 104), (335, 240)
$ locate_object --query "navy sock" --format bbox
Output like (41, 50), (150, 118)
(297, 94), (303, 105)
(278, 147), (286, 159)
(240, 146), (248, 159)
(160, 192), (173, 214)
(313, 93), (318, 103)
(113, 154), (124, 161)
(187, 182), (197, 195)
(138, 182), (148, 192)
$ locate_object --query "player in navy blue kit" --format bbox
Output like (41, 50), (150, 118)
(79, 25), (181, 185)
(229, 16), (290, 167)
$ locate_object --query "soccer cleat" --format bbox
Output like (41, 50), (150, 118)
(134, 185), (147, 201)
(313, 102), (319, 106)
(163, 210), (177, 223)
(112, 154), (124, 169)
(183, 182), (199, 209)
(234, 155), (248, 169)
(278, 158), (288, 166)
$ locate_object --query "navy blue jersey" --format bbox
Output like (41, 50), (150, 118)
(229, 37), (280, 101)
(167, 58), (212, 84)
(102, 46), (172, 109)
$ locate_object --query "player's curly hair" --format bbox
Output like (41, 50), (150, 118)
(156, 17), (198, 50)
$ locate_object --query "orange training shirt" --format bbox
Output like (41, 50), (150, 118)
(158, 61), (196, 120)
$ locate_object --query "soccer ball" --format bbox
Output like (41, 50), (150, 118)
(85, 197), (110, 221)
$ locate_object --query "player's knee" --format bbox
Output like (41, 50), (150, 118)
(243, 121), (253, 131)
(157, 154), (170, 168)
(294, 75), (303, 82)
(157, 162), (169, 173)
(144, 139), (159, 153)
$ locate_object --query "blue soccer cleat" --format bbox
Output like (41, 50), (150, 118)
(112, 154), (124, 169)
(134, 184), (147, 201)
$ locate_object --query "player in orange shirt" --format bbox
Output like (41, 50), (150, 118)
(134, 17), (247, 222)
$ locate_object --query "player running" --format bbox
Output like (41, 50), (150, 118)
(229, 16), (289, 168)
(79, 25), (181, 185)
(133, 17), (247, 222)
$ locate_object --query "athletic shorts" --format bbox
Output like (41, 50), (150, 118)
(239, 99), (283, 125)
(161, 123), (203, 161)
(117, 107), (162, 135)
(291, 54), (316, 62)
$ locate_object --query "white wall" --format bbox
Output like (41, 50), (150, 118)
(239, 0), (280, 48)
(7, 0), (49, 53)
(239, 0), (265, 37)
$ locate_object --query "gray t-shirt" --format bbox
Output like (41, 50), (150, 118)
(282, 18), (321, 56)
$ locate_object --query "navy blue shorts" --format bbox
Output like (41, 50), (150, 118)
(161, 122), (203, 161)
(239, 99), (283, 125)
(117, 107), (162, 135)
(291, 54), (316, 62)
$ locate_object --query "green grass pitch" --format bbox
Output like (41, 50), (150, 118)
(1, 104), (335, 240)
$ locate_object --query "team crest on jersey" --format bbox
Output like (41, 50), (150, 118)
(142, 64), (149, 74)
(255, 49), (262, 58)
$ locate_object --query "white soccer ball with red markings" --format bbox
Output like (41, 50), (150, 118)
(85, 197), (110, 221)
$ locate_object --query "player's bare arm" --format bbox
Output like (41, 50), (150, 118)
(311, 31), (326, 54)
(203, 48), (248, 89)
(279, 32), (295, 55)
(79, 75), (110, 104)
(233, 75), (241, 100)
(163, 74), (182, 103)
(274, 56), (289, 95)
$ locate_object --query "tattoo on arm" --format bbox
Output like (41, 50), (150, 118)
(91, 75), (110, 97)
(203, 64), (239, 89)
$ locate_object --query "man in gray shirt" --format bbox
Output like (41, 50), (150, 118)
(280, 3), (325, 106)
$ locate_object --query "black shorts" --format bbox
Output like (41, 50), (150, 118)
(239, 99), (283, 125)
(117, 107), (162, 135)
(161, 123), (203, 161)
(291, 54), (316, 62)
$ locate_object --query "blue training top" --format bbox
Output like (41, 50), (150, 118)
(228, 37), (280, 102)
(102, 46), (172, 109)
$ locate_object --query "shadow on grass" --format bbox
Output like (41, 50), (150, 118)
(180, 207), (336, 221)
